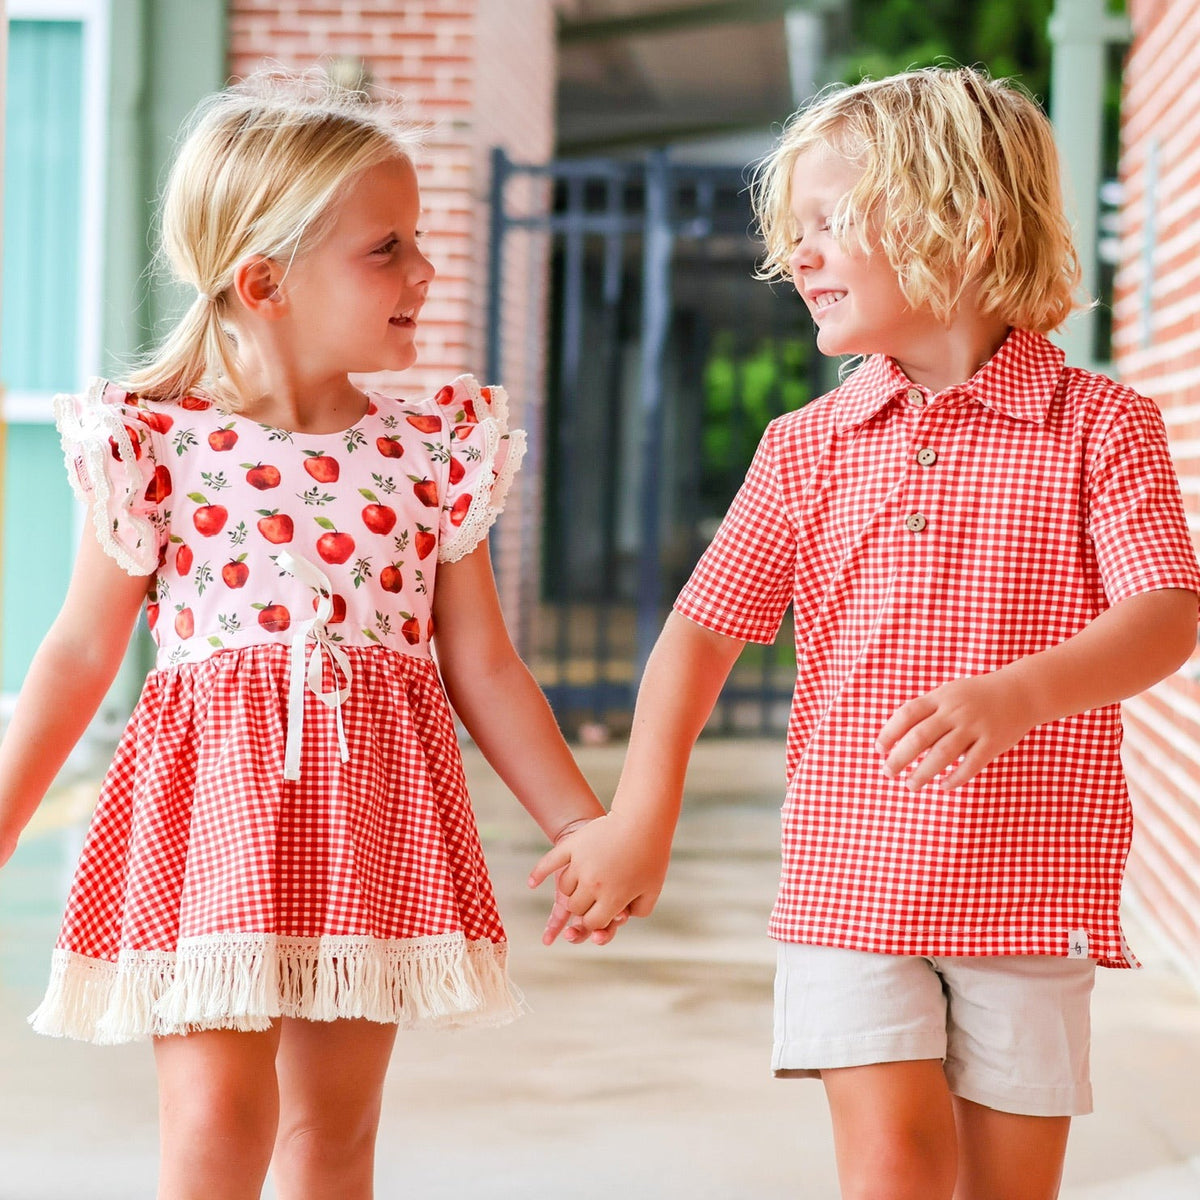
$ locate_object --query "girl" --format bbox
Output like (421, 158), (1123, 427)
(532, 68), (1200, 1200)
(0, 73), (613, 1200)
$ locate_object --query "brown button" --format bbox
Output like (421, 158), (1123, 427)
(906, 387), (924, 407)
(916, 447), (938, 467)
(905, 513), (927, 533)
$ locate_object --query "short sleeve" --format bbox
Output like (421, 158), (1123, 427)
(1087, 392), (1200, 606)
(54, 377), (168, 576)
(674, 423), (796, 644)
(434, 375), (527, 563)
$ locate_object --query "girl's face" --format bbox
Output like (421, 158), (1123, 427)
(280, 155), (434, 378)
(786, 147), (942, 364)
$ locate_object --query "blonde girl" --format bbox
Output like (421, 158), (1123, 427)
(0, 72), (615, 1200)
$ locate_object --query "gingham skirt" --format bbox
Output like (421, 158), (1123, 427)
(29, 644), (520, 1044)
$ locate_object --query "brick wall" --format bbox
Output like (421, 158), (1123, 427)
(227, 0), (557, 644)
(1112, 0), (1200, 986)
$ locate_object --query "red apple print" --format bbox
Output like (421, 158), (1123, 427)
(314, 593), (347, 624)
(174, 605), (194, 639)
(175, 542), (193, 576)
(448, 456), (466, 486)
(448, 492), (472, 527)
(256, 603), (291, 633)
(256, 510), (294, 544)
(479, 386), (492, 402)
(110, 426), (143, 461)
(180, 395), (212, 411)
(410, 476), (438, 508)
(400, 613), (421, 645)
(406, 414), (442, 434)
(414, 524), (436, 560)
(314, 517), (355, 564)
(380, 562), (404, 593)
(244, 462), (281, 490)
(145, 464), (172, 503)
(427, 617), (435, 640)
(304, 451), (339, 482)
(366, 400), (379, 415)
(222, 556), (249, 588)
(208, 424), (238, 451)
(146, 603), (160, 631)
(434, 386), (455, 405)
(188, 493), (228, 537)
(359, 488), (397, 534)
(376, 436), (404, 459)
(136, 409), (174, 434)
(460, 397), (478, 423)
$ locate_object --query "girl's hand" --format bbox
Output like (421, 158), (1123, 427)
(529, 810), (669, 940)
(876, 670), (1039, 792)
(539, 817), (630, 947)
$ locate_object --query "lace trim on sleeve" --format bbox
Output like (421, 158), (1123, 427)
(54, 377), (160, 576)
(438, 379), (528, 564)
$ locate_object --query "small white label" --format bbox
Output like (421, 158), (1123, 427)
(1067, 930), (1090, 959)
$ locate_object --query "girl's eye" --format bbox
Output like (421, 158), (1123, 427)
(373, 238), (399, 256)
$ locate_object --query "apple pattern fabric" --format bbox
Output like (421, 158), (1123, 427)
(32, 375), (526, 1043)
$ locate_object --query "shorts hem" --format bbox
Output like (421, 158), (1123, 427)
(772, 1030), (945, 1078)
(946, 1063), (1093, 1117)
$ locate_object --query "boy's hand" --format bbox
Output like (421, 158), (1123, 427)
(529, 811), (669, 943)
(876, 670), (1039, 791)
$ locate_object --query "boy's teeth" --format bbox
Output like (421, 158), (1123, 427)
(815, 291), (845, 309)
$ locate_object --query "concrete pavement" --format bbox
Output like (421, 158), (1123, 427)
(0, 738), (1198, 1198)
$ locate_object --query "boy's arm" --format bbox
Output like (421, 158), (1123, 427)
(528, 611), (746, 940)
(877, 587), (1198, 792)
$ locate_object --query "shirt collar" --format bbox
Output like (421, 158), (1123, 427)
(833, 328), (1066, 431)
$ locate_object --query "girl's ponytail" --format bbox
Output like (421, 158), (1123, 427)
(125, 291), (244, 408)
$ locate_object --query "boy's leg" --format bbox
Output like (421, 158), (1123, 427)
(154, 1024), (282, 1200)
(939, 954), (1094, 1200)
(271, 1016), (399, 1200)
(823, 1060), (958, 1200)
(952, 1099), (1069, 1200)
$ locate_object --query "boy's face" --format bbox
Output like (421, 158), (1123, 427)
(787, 148), (942, 364)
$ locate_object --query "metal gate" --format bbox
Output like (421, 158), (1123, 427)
(486, 147), (826, 736)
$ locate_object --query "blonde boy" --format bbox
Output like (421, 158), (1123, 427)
(534, 68), (1200, 1198)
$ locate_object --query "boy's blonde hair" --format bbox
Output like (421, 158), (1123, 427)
(127, 70), (419, 410)
(753, 66), (1083, 333)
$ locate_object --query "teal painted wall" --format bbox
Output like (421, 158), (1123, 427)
(1, 20), (84, 694)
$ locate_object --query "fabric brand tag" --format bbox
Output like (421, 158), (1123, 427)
(1067, 930), (1089, 959)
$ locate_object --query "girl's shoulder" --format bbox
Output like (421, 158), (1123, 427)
(371, 373), (511, 430)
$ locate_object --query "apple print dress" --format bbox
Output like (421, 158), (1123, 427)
(32, 375), (526, 1043)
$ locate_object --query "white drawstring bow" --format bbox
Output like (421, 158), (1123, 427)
(276, 549), (354, 781)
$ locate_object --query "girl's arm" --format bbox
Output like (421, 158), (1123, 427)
(877, 587), (1199, 791)
(432, 540), (620, 943)
(0, 520), (152, 866)
(528, 611), (746, 939)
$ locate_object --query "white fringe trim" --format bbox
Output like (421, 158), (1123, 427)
(29, 933), (522, 1045)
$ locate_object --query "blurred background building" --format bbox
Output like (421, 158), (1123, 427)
(4, 0), (1196, 986)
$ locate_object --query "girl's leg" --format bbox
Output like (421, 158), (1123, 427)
(822, 1059), (958, 1200)
(952, 1098), (1070, 1200)
(153, 1024), (283, 1200)
(271, 1017), (399, 1200)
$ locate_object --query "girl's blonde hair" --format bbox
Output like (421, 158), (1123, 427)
(753, 66), (1084, 333)
(127, 69), (419, 410)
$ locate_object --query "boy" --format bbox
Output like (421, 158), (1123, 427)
(533, 68), (1200, 1199)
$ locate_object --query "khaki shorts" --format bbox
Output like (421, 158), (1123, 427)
(772, 942), (1097, 1117)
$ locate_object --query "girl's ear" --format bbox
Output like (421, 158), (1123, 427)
(232, 255), (287, 320)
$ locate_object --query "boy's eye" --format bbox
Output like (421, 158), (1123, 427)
(373, 238), (399, 255)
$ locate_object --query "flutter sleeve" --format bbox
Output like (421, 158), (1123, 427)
(54, 377), (169, 576)
(433, 375), (527, 563)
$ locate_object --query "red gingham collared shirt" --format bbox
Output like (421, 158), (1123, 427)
(675, 329), (1200, 966)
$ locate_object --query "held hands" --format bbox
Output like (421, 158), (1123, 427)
(530, 811), (669, 946)
(876, 669), (1039, 792)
